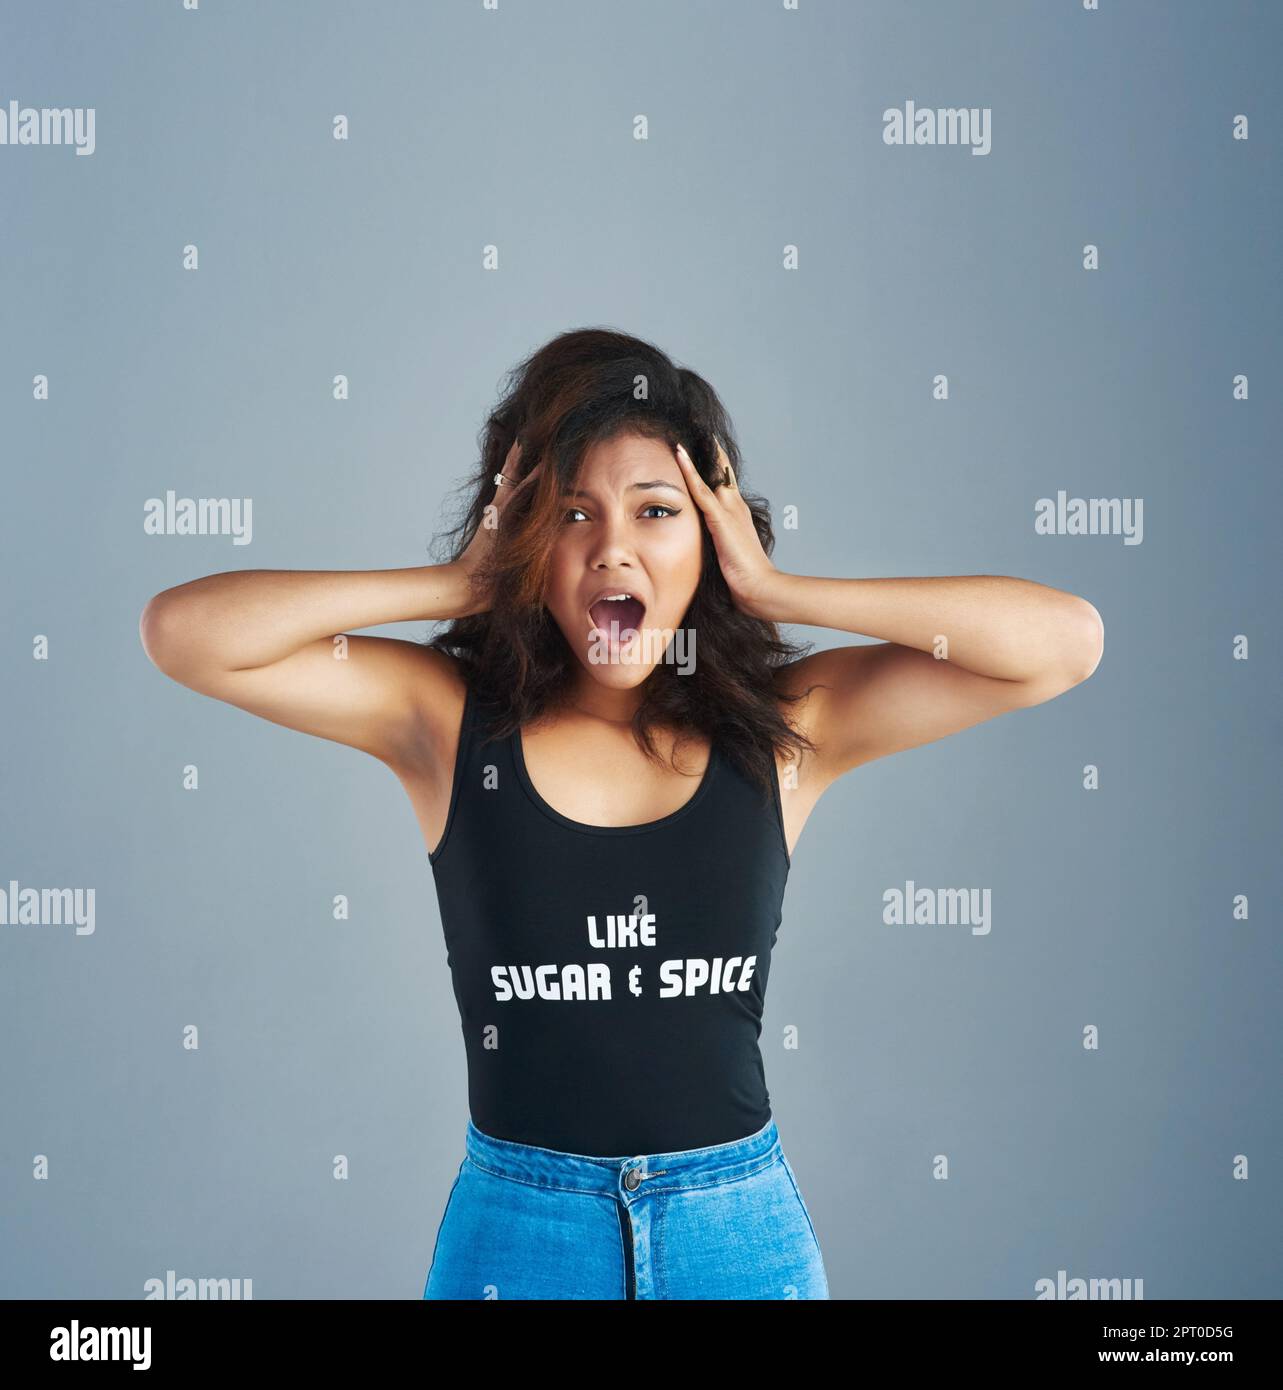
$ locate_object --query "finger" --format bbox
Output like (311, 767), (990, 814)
(673, 443), (718, 508)
(512, 457), (542, 491)
(492, 452), (540, 516)
(495, 439), (537, 486)
(712, 437), (738, 491)
(496, 464), (541, 514)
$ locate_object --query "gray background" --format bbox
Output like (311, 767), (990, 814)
(2, 0), (1279, 1299)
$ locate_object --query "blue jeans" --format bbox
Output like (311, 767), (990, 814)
(423, 1116), (829, 1299)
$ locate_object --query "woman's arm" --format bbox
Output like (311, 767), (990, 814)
(754, 573), (1100, 685)
(671, 440), (1104, 781)
(756, 573), (1104, 779)
(139, 440), (536, 772)
(138, 565), (474, 770)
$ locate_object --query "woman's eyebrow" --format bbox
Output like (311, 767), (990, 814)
(561, 480), (685, 498)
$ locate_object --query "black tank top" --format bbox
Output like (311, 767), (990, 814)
(428, 682), (793, 1157)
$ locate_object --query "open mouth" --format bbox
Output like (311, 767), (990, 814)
(588, 594), (646, 641)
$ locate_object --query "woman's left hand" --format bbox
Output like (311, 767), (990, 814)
(674, 438), (782, 620)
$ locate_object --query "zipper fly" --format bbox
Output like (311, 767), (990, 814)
(617, 1168), (666, 1298)
(616, 1201), (636, 1300)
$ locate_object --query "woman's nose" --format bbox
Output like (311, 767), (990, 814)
(586, 514), (637, 569)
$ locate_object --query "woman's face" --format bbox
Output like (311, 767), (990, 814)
(543, 431), (703, 692)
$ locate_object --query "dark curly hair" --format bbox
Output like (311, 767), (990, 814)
(423, 326), (820, 800)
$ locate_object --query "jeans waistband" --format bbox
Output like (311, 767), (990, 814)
(463, 1117), (783, 1203)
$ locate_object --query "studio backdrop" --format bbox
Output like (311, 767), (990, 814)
(2, 0), (1279, 1300)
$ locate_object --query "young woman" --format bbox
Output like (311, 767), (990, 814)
(140, 328), (1104, 1300)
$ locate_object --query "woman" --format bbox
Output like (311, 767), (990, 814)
(140, 327), (1104, 1300)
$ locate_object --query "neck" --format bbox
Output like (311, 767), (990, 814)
(563, 675), (646, 724)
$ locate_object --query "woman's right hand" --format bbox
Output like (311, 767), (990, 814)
(454, 437), (542, 615)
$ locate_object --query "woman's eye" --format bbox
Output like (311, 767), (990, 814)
(562, 504), (678, 523)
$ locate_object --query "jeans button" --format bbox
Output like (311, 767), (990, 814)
(623, 1167), (641, 1191)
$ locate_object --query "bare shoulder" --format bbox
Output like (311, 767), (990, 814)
(766, 653), (836, 827)
(769, 649), (859, 785)
(766, 652), (864, 857)
(770, 648), (850, 726)
(376, 644), (470, 858)
(394, 644), (470, 777)
(769, 643), (933, 799)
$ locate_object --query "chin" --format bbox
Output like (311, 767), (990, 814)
(578, 652), (655, 689)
